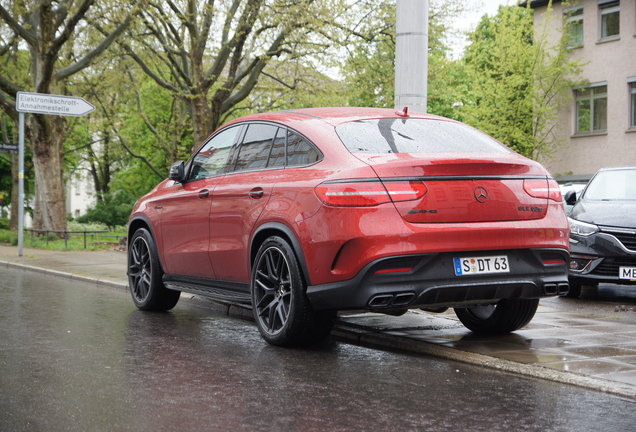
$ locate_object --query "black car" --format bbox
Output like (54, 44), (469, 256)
(565, 167), (636, 297)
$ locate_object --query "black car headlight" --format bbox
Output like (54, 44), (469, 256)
(568, 217), (599, 237)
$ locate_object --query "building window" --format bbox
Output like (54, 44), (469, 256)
(565, 7), (584, 47)
(575, 85), (607, 134)
(630, 81), (636, 129)
(599, 1), (620, 40)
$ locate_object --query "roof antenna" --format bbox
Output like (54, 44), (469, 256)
(395, 106), (409, 117)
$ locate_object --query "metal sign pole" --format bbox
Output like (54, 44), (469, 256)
(18, 112), (24, 257)
(14, 92), (94, 257)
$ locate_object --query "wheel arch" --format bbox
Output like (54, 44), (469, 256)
(128, 215), (165, 270)
(128, 215), (156, 246)
(250, 222), (312, 285)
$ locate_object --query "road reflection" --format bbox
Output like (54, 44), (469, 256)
(2, 268), (636, 431)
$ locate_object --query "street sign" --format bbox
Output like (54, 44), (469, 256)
(0, 142), (18, 153)
(16, 91), (95, 117)
(13, 92), (95, 256)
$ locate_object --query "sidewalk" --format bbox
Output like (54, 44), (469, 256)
(3, 244), (636, 399)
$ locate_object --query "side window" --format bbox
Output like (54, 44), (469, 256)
(267, 128), (286, 168)
(234, 123), (278, 172)
(287, 130), (320, 166)
(189, 126), (241, 181)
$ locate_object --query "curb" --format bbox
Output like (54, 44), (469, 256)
(2, 259), (636, 400)
(332, 323), (636, 400)
(0, 259), (127, 290)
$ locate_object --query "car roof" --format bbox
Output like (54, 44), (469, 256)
(223, 107), (448, 127)
(597, 166), (636, 172)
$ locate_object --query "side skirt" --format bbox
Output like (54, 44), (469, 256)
(163, 274), (251, 304)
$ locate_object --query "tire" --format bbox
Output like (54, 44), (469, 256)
(251, 236), (335, 346)
(128, 228), (180, 311)
(454, 298), (539, 334)
(564, 283), (582, 298)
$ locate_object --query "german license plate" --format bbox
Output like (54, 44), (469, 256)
(619, 267), (636, 281)
(454, 256), (509, 276)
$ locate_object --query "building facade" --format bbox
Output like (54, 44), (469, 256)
(65, 170), (96, 220)
(525, 0), (636, 178)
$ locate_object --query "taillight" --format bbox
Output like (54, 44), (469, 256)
(384, 181), (428, 202)
(315, 180), (427, 207)
(547, 179), (563, 202)
(523, 179), (562, 202)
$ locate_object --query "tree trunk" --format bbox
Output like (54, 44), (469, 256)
(190, 94), (214, 150)
(29, 115), (67, 231)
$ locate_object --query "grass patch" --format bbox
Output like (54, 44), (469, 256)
(0, 223), (127, 251)
(0, 229), (18, 246)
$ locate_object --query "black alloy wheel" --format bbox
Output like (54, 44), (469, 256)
(127, 228), (180, 311)
(253, 245), (292, 335)
(251, 236), (335, 346)
(129, 235), (152, 303)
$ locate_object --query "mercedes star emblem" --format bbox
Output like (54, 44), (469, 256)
(474, 186), (488, 203)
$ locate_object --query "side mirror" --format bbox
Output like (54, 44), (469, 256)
(169, 161), (185, 182)
(564, 190), (577, 205)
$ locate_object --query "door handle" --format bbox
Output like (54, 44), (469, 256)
(249, 188), (264, 199)
(198, 189), (209, 199)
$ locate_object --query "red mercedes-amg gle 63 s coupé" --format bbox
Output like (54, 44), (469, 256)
(127, 107), (570, 346)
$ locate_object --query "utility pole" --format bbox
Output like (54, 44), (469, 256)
(394, 0), (428, 113)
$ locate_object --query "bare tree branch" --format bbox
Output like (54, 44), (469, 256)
(56, 6), (139, 81)
(196, 0), (216, 56)
(139, 12), (192, 86)
(221, 0), (241, 45)
(91, 20), (181, 93)
(221, 31), (285, 112)
(261, 71), (297, 90)
(51, 0), (95, 54)
(0, 4), (37, 46)
(0, 72), (21, 96)
(203, 0), (264, 88)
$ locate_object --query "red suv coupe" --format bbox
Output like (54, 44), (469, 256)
(127, 107), (570, 346)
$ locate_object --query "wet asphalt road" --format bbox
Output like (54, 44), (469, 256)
(2, 268), (636, 432)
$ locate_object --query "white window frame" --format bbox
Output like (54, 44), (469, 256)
(574, 83), (608, 134)
(564, 6), (584, 48)
(599, 1), (620, 41)
(629, 78), (636, 130)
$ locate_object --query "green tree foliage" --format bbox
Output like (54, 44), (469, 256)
(460, 5), (582, 158)
(0, 0), (141, 231)
(111, 0), (360, 150)
(77, 190), (135, 229)
(0, 49), (33, 229)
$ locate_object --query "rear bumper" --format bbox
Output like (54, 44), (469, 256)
(306, 248), (570, 311)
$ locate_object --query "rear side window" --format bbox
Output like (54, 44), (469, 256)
(189, 126), (241, 180)
(336, 118), (510, 154)
(234, 123), (278, 171)
(287, 130), (320, 166)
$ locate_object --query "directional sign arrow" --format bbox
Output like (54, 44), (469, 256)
(16, 91), (95, 117)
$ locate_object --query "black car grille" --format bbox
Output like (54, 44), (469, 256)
(592, 257), (636, 276)
(602, 230), (636, 251)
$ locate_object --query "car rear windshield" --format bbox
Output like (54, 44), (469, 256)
(336, 118), (510, 154)
(584, 169), (636, 200)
